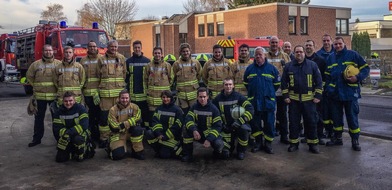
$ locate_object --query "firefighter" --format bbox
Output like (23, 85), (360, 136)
(172, 43), (202, 113)
(53, 91), (95, 162)
(80, 41), (101, 142)
(202, 44), (233, 99)
(144, 47), (173, 118)
(26, 44), (61, 147)
(212, 78), (254, 160)
(244, 47), (280, 154)
(97, 40), (127, 148)
(265, 36), (291, 144)
(53, 46), (85, 105)
(107, 90), (144, 160)
(325, 37), (370, 151)
(182, 87), (226, 162)
(281, 45), (323, 154)
(125, 40), (151, 128)
(145, 90), (184, 159)
(164, 54), (177, 65)
(231, 44), (253, 97)
(196, 54), (209, 88)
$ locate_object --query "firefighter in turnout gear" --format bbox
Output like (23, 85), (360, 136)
(281, 45), (323, 154)
(145, 90), (184, 159)
(244, 47), (280, 154)
(144, 47), (173, 117)
(202, 44), (233, 98)
(172, 43), (202, 113)
(212, 78), (254, 160)
(265, 36), (291, 144)
(125, 40), (151, 128)
(26, 44), (61, 147)
(182, 87), (227, 162)
(53, 46), (85, 105)
(107, 90), (144, 160)
(80, 41), (101, 142)
(53, 92), (95, 162)
(231, 44), (253, 97)
(97, 40), (127, 148)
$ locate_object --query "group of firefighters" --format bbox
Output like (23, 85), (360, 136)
(26, 33), (369, 163)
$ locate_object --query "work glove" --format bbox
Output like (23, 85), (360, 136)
(57, 134), (70, 150)
(231, 120), (242, 129)
(118, 123), (126, 133)
(93, 92), (100, 105)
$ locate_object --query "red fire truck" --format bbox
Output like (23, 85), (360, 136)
(216, 37), (283, 62)
(0, 33), (18, 82)
(15, 20), (110, 94)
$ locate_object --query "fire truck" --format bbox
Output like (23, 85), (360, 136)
(216, 37), (283, 62)
(15, 20), (110, 94)
(0, 33), (18, 82)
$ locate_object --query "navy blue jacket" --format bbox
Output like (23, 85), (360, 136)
(125, 53), (150, 100)
(150, 100), (184, 141)
(53, 103), (89, 137)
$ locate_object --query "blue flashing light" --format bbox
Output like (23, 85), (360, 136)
(92, 22), (99, 29)
(60, 21), (67, 28)
(228, 36), (232, 40)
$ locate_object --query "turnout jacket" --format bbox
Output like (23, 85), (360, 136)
(231, 56), (253, 96)
(305, 53), (327, 82)
(325, 47), (369, 101)
(185, 100), (223, 142)
(281, 59), (323, 102)
(53, 103), (89, 137)
(80, 53), (102, 96)
(98, 52), (126, 98)
(172, 58), (202, 101)
(108, 102), (141, 133)
(243, 59), (280, 112)
(125, 53), (150, 101)
(150, 100), (184, 141)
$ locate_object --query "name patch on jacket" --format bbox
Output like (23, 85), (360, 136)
(83, 60), (98, 65)
(158, 110), (176, 117)
(194, 110), (213, 116)
(59, 113), (79, 120)
(58, 68), (79, 72)
(130, 62), (148, 66)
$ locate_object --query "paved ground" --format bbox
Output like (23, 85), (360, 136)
(0, 98), (391, 189)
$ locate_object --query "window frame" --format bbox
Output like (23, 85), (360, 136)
(217, 22), (224, 36)
(289, 16), (296, 35)
(300, 16), (308, 35)
(336, 18), (349, 35)
(198, 24), (205, 37)
(207, 23), (214, 36)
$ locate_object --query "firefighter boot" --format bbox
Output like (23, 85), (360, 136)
(326, 133), (343, 146)
(351, 138), (361, 151)
(181, 143), (194, 162)
(251, 136), (263, 153)
(288, 143), (299, 152)
(131, 150), (145, 160)
(264, 140), (274, 154)
(309, 144), (320, 154)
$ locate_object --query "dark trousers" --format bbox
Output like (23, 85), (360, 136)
(330, 99), (360, 139)
(288, 100), (318, 144)
(250, 110), (276, 142)
(316, 99), (325, 138)
(322, 94), (334, 134)
(276, 96), (288, 137)
(33, 100), (54, 142)
(132, 100), (150, 128)
(84, 96), (101, 141)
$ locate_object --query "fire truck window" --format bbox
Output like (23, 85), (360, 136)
(50, 33), (59, 49)
(224, 47), (234, 59)
(7, 39), (16, 53)
(97, 32), (108, 48)
(249, 48), (255, 58)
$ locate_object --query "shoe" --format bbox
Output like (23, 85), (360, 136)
(264, 141), (274, 154)
(300, 138), (307, 143)
(181, 155), (193, 162)
(28, 141), (41, 147)
(131, 151), (145, 160)
(309, 144), (320, 154)
(221, 150), (230, 160)
(251, 143), (262, 153)
(288, 144), (299, 152)
(98, 140), (108, 149)
(280, 137), (290, 144)
(351, 139), (361, 151)
(237, 152), (245, 160)
(326, 138), (343, 146)
(318, 139), (326, 145)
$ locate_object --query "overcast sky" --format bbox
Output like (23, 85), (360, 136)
(1, 0), (391, 33)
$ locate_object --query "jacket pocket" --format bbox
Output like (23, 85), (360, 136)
(265, 96), (275, 111)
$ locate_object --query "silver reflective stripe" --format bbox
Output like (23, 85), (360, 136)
(117, 109), (134, 116)
(59, 68), (79, 72)
(194, 110), (213, 116)
(38, 64), (55, 69)
(211, 63), (229, 67)
(130, 62), (148, 66)
(268, 58), (283, 63)
(60, 113), (79, 120)
(83, 60), (98, 65)
(179, 63), (193, 67)
(103, 60), (117, 64)
(218, 100), (238, 106)
(158, 110), (176, 117)
(237, 65), (248, 70)
(150, 67), (166, 72)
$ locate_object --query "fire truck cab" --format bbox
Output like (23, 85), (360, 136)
(0, 33), (18, 82)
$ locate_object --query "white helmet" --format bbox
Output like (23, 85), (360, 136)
(230, 106), (245, 120)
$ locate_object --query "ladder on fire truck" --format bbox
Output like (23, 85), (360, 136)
(15, 26), (37, 75)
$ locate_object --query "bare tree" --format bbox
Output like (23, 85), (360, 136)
(40, 3), (68, 22)
(183, 0), (226, 13)
(76, 0), (138, 38)
(226, 0), (311, 9)
(142, 15), (160, 20)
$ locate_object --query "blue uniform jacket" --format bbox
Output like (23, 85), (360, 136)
(53, 103), (89, 137)
(125, 53), (151, 96)
(316, 46), (335, 60)
(150, 100), (184, 141)
(243, 59), (280, 112)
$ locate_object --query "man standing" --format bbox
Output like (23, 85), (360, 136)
(265, 36), (291, 144)
(126, 40), (151, 128)
(97, 40), (126, 148)
(244, 47), (280, 154)
(281, 45), (323, 154)
(316, 34), (335, 60)
(213, 78), (254, 160)
(80, 41), (101, 142)
(283, 41), (295, 61)
(26, 44), (61, 147)
(325, 37), (369, 151)
(231, 44), (253, 97)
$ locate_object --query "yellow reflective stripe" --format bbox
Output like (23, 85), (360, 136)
(152, 124), (163, 131)
(359, 64), (368, 70)
(177, 79), (198, 87)
(208, 80), (222, 85)
(334, 126), (344, 131)
(264, 134), (274, 142)
(33, 82), (55, 86)
(147, 138), (159, 144)
(212, 116), (221, 124)
(148, 86), (170, 90)
(166, 130), (174, 139)
(186, 121), (195, 129)
(262, 74), (274, 79)
(306, 138), (319, 144)
(79, 113), (88, 120)
(110, 134), (120, 142)
(59, 87), (81, 91)
(99, 125), (110, 132)
(35, 92), (57, 100)
(289, 138), (300, 143)
(178, 91), (197, 99)
(350, 128), (360, 134)
(83, 89), (99, 96)
(108, 118), (119, 128)
(87, 78), (100, 82)
(348, 83), (358, 87)
(130, 135), (143, 143)
(147, 97), (163, 106)
(209, 129), (219, 138)
(251, 131), (263, 138)
(183, 137), (194, 144)
(101, 78), (124, 82)
(74, 125), (83, 134)
(59, 128), (67, 136)
(307, 74), (312, 88)
(343, 61), (357, 67)
(53, 118), (62, 124)
(323, 120), (333, 124)
(159, 139), (178, 148)
(247, 73), (257, 78)
(100, 89), (123, 97)
(237, 137), (248, 146)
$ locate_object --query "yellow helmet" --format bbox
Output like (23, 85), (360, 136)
(164, 54), (176, 62)
(20, 77), (27, 84)
(196, 54), (208, 62)
(344, 65), (359, 80)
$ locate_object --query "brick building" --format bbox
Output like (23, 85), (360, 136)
(115, 2), (351, 58)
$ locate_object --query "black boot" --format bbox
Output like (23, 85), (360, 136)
(309, 144), (320, 154)
(351, 138), (361, 151)
(131, 150), (145, 160)
(181, 144), (194, 162)
(326, 133), (343, 146)
(251, 136), (263, 153)
(264, 140), (273, 154)
(288, 143), (299, 152)
(318, 137), (326, 145)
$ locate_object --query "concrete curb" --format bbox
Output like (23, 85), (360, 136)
(344, 129), (392, 141)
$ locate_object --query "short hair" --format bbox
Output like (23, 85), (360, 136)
(63, 46), (73, 53)
(179, 43), (191, 52)
(305, 39), (315, 45)
(335, 36), (344, 43)
(153, 47), (163, 53)
(223, 77), (234, 84)
(119, 89), (129, 97)
(294, 45), (305, 52)
(107, 40), (118, 47)
(269, 36), (279, 43)
(42, 44), (53, 51)
(213, 44), (223, 51)
(322, 34), (333, 40)
(161, 90), (173, 98)
(63, 91), (75, 99)
(283, 41), (291, 47)
(197, 87), (209, 96)
(254, 46), (267, 53)
(239, 44), (249, 50)
(133, 40), (142, 47)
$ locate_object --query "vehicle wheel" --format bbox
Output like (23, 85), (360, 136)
(24, 85), (33, 95)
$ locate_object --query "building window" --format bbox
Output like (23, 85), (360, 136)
(207, 23), (214, 36)
(289, 16), (296, 34)
(336, 19), (348, 35)
(217, 22), (224, 36)
(155, 34), (161, 47)
(179, 33), (187, 44)
(300, 17), (308, 35)
(198, 24), (205, 37)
